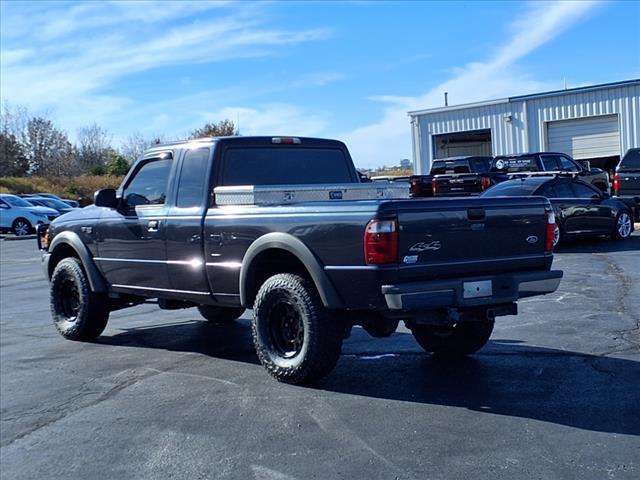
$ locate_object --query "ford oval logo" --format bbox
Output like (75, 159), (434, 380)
(526, 235), (538, 244)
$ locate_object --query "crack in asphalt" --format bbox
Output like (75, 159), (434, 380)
(0, 368), (162, 448)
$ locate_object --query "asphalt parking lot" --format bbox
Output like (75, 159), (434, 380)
(1, 235), (639, 480)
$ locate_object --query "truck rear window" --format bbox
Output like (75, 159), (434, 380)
(220, 147), (355, 185)
(430, 157), (490, 175)
(619, 148), (640, 171)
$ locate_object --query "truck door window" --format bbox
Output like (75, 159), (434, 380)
(541, 155), (560, 171)
(176, 148), (210, 207)
(123, 159), (172, 207)
(559, 156), (580, 172)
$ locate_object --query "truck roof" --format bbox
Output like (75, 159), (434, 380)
(145, 136), (347, 154)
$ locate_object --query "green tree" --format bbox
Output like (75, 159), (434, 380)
(189, 119), (238, 139)
(106, 153), (130, 176)
(0, 132), (29, 176)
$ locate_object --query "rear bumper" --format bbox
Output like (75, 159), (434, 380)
(382, 270), (563, 310)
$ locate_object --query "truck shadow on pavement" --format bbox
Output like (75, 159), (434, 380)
(98, 320), (640, 436)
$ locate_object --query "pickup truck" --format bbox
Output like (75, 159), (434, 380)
(410, 152), (610, 198)
(614, 147), (640, 220)
(39, 136), (563, 384)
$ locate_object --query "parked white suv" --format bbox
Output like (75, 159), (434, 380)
(0, 194), (59, 236)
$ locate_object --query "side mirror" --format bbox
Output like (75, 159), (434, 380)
(578, 160), (591, 171)
(94, 188), (118, 208)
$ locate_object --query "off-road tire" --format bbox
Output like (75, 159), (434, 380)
(252, 273), (343, 384)
(197, 305), (245, 324)
(12, 218), (32, 236)
(410, 320), (494, 356)
(612, 210), (633, 240)
(50, 257), (109, 341)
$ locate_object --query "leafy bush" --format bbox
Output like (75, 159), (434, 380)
(0, 176), (124, 206)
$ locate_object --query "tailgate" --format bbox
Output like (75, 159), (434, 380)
(434, 174), (483, 196)
(385, 197), (551, 282)
(618, 171), (640, 196)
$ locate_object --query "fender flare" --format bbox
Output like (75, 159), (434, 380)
(239, 232), (344, 309)
(48, 231), (107, 293)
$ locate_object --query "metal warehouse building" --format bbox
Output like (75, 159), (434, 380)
(408, 79), (640, 174)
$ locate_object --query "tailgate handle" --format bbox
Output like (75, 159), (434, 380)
(467, 208), (486, 221)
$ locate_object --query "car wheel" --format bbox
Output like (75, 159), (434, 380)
(612, 210), (633, 240)
(410, 320), (494, 356)
(252, 273), (344, 384)
(50, 257), (109, 341)
(553, 223), (561, 247)
(12, 218), (32, 236)
(197, 305), (245, 324)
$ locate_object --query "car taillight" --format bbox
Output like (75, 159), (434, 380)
(613, 173), (619, 194)
(409, 176), (420, 196)
(481, 176), (491, 191)
(364, 218), (398, 264)
(431, 178), (438, 196)
(545, 211), (556, 253)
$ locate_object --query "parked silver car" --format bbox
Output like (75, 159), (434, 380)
(0, 194), (59, 236)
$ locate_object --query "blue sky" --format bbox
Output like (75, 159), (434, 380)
(1, 0), (639, 168)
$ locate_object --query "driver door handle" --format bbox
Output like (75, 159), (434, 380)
(147, 220), (160, 232)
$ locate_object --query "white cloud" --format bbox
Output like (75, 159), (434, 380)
(341, 0), (600, 169)
(197, 104), (329, 137)
(0, 1), (332, 137)
(291, 72), (346, 88)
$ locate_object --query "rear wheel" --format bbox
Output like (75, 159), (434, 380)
(252, 273), (343, 384)
(410, 320), (494, 356)
(50, 258), (109, 341)
(12, 218), (32, 236)
(612, 210), (633, 240)
(197, 305), (245, 324)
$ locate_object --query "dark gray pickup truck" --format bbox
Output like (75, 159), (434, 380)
(39, 136), (562, 384)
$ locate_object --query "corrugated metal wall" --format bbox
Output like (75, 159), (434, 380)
(412, 82), (640, 174)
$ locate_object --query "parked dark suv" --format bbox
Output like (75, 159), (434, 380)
(614, 148), (640, 220)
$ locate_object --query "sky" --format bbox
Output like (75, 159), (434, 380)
(1, 0), (639, 169)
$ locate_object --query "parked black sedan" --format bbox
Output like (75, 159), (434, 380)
(482, 175), (634, 245)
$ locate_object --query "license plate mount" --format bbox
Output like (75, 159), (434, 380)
(463, 280), (492, 299)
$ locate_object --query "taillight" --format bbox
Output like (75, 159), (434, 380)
(364, 218), (398, 264)
(545, 211), (556, 253)
(481, 176), (491, 191)
(272, 137), (301, 144)
(613, 173), (619, 194)
(431, 178), (438, 196)
(409, 176), (420, 196)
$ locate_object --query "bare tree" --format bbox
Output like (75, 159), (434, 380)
(77, 123), (112, 174)
(24, 117), (78, 176)
(120, 132), (153, 164)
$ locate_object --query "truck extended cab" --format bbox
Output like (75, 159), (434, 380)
(39, 136), (562, 384)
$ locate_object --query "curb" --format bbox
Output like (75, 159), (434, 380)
(1, 235), (37, 241)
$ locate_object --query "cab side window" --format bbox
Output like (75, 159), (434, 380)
(0, 199), (9, 209)
(541, 155), (560, 171)
(176, 148), (210, 208)
(123, 158), (172, 207)
(559, 156), (580, 172)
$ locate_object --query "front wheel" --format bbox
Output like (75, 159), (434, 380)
(12, 218), (32, 236)
(252, 273), (344, 384)
(197, 305), (245, 324)
(410, 320), (494, 356)
(612, 210), (633, 240)
(50, 258), (109, 341)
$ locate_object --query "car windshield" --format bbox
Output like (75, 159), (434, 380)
(619, 149), (640, 171)
(34, 198), (69, 209)
(481, 181), (541, 197)
(2, 195), (33, 207)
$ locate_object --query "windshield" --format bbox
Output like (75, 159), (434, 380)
(34, 198), (69, 209)
(619, 148), (640, 171)
(2, 195), (33, 207)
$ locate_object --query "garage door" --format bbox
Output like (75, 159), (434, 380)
(546, 115), (620, 159)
